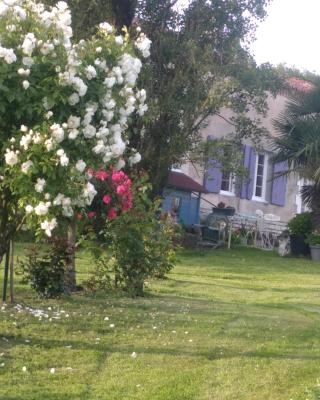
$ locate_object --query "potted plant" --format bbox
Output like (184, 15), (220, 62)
(287, 212), (312, 256)
(212, 203), (236, 217)
(306, 232), (320, 261)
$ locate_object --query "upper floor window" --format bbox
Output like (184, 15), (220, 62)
(253, 153), (268, 201)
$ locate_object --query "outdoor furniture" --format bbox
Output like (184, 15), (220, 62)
(200, 207), (235, 249)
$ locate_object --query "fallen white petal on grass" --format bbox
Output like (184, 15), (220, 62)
(50, 368), (56, 374)
(22, 366), (27, 372)
(131, 352), (137, 359)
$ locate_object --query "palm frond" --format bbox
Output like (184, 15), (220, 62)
(273, 81), (320, 184)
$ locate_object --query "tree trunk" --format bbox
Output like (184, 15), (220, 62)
(134, 279), (144, 297)
(111, 0), (137, 30)
(2, 242), (10, 303)
(66, 219), (77, 292)
(9, 240), (14, 304)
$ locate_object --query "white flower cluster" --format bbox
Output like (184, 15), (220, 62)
(0, 45), (17, 63)
(1, 0), (149, 237)
(135, 33), (152, 58)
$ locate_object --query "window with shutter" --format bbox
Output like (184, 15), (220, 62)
(252, 153), (269, 202)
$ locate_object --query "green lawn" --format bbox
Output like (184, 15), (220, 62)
(1, 246), (320, 400)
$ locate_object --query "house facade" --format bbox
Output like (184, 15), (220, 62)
(180, 91), (308, 223)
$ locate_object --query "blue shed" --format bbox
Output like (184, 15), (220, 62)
(162, 171), (209, 226)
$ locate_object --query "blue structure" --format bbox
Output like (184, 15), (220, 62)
(162, 171), (208, 226)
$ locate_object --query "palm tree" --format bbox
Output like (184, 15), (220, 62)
(273, 78), (320, 229)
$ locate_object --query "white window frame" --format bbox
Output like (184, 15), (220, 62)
(252, 153), (268, 202)
(220, 172), (235, 196)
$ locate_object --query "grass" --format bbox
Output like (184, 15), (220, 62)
(1, 246), (320, 399)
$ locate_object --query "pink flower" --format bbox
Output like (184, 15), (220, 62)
(88, 211), (96, 219)
(95, 170), (109, 181)
(112, 171), (125, 183)
(116, 185), (126, 195)
(107, 208), (117, 220)
(122, 202), (132, 211)
(103, 194), (111, 205)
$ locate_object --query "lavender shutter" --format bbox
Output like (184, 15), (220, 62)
(271, 161), (288, 206)
(205, 160), (223, 193)
(204, 135), (222, 193)
(240, 145), (256, 200)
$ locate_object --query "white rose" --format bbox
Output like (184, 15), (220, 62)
(85, 65), (97, 80)
(83, 125), (96, 139)
(67, 115), (81, 129)
(104, 77), (116, 88)
(60, 154), (69, 167)
(41, 218), (57, 237)
(22, 80), (30, 90)
(75, 159), (86, 173)
(68, 93), (80, 106)
(129, 152), (142, 165)
(34, 202), (49, 216)
(115, 36), (124, 46)
(5, 149), (18, 166)
(68, 129), (79, 140)
(35, 178), (46, 193)
(25, 205), (33, 214)
(21, 160), (33, 174)
(99, 22), (113, 33)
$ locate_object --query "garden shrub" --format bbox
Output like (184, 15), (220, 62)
(18, 238), (73, 298)
(84, 255), (113, 293)
(85, 174), (179, 296)
(306, 231), (320, 246)
(288, 212), (313, 236)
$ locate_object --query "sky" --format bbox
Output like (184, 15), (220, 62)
(176, 0), (320, 74)
(250, 0), (320, 73)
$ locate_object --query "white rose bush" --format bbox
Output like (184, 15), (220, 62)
(0, 0), (150, 260)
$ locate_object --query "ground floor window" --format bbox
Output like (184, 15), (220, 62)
(220, 171), (234, 195)
(253, 153), (268, 201)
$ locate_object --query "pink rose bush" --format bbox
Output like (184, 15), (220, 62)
(86, 168), (133, 223)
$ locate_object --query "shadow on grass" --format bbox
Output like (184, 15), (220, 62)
(2, 394), (82, 400)
(3, 330), (320, 364)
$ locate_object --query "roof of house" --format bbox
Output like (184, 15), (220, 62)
(168, 170), (209, 194)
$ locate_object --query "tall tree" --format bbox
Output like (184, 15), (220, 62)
(130, 0), (281, 195)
